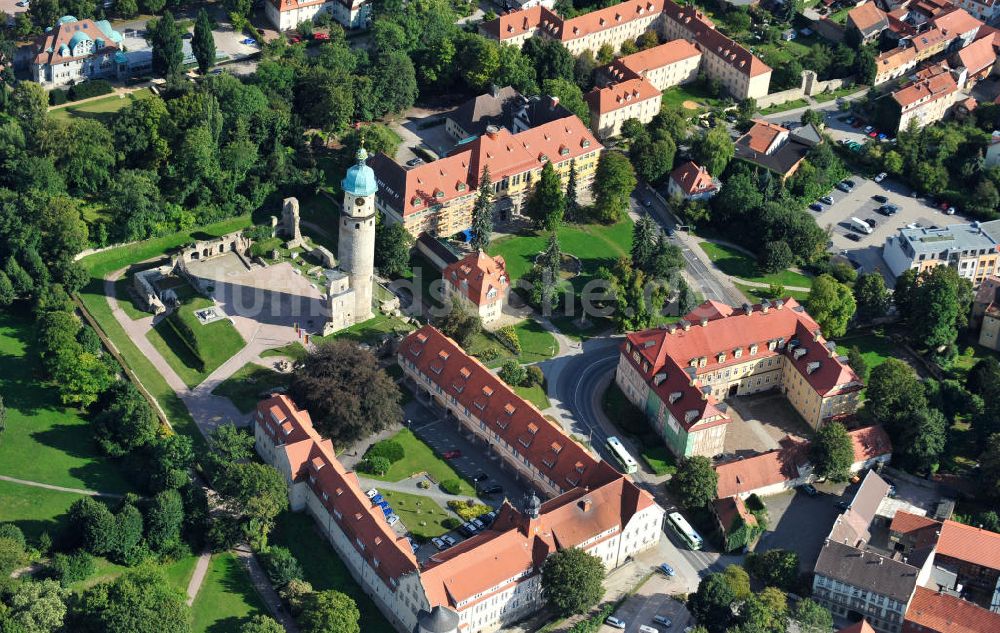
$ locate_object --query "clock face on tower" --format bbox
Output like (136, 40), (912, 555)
(355, 198), (364, 207)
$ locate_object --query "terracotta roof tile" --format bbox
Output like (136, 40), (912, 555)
(904, 586), (1000, 633)
(669, 161), (717, 196)
(932, 7), (983, 36)
(561, 0), (665, 40)
(838, 621), (877, 633)
(848, 425), (893, 464)
(876, 47), (916, 75)
(714, 439), (809, 498)
(585, 78), (661, 114)
(848, 3), (888, 33)
(738, 120), (789, 154)
(443, 251), (508, 307)
(892, 65), (958, 108)
(911, 28), (950, 53)
(936, 519), (1000, 570)
(957, 35), (997, 74)
(615, 39), (701, 76)
(661, 0), (770, 77)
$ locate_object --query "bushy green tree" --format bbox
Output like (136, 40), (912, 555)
(498, 360), (527, 387)
(811, 421), (854, 482)
(92, 382), (158, 458)
(299, 589), (360, 633)
(541, 548), (605, 616)
(670, 455), (718, 510)
(806, 274), (856, 337)
(525, 162), (565, 231)
(854, 272), (890, 322)
(150, 12), (183, 78)
(78, 567), (190, 633)
(592, 152), (636, 224)
(470, 167), (494, 251)
(261, 546), (304, 588)
(192, 8), (216, 75)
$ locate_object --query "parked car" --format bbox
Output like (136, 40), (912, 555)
(366, 488), (378, 499)
(820, 195), (834, 205)
(873, 194), (888, 203)
(407, 537), (419, 552)
(865, 218), (878, 228)
(653, 615), (673, 627)
(313, 32), (329, 41)
(868, 131), (878, 138)
(844, 179), (857, 188)
(473, 471), (489, 482)
(182, 32), (193, 39)
(845, 233), (861, 242)
(658, 563), (675, 577)
(481, 485), (504, 497)
(442, 535), (457, 547)
(864, 125), (874, 133)
(432, 537), (447, 550)
(241, 37), (257, 46)
(809, 203), (823, 212)
(799, 483), (818, 496)
(946, 206), (956, 215)
(442, 450), (462, 459)
(835, 501), (851, 511)
(459, 522), (477, 536)
(605, 616), (627, 629)
(874, 172), (887, 182)
(639, 626), (659, 633)
(478, 511), (497, 525)
(405, 157), (425, 167)
(472, 518), (485, 531)
(836, 181), (852, 193)
(386, 514), (399, 526)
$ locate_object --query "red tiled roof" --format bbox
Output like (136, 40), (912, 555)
(839, 621), (878, 633)
(669, 161), (717, 196)
(585, 78), (661, 114)
(401, 326), (616, 492)
(661, 0), (770, 77)
(911, 28), (950, 53)
(876, 46), (916, 75)
(443, 251), (508, 307)
(904, 586), (1000, 633)
(936, 519), (1000, 570)
(712, 495), (757, 533)
(892, 65), (958, 108)
(560, 0), (665, 41)
(957, 35), (997, 74)
(370, 116), (600, 219)
(684, 299), (733, 322)
(256, 396), (419, 586)
(739, 120), (788, 154)
(848, 425), (892, 464)
(482, 5), (546, 40)
(714, 437), (809, 498)
(932, 7), (983, 36)
(889, 510), (941, 549)
(848, 3), (888, 33)
(615, 39), (701, 76)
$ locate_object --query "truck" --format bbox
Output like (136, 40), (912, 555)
(850, 217), (873, 235)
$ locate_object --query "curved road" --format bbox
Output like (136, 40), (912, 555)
(548, 337), (734, 590)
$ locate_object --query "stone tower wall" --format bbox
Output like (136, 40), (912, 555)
(341, 190), (376, 322)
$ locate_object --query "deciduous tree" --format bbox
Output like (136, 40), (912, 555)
(78, 567), (190, 633)
(670, 456), (718, 510)
(854, 272), (890, 322)
(299, 589), (361, 633)
(541, 548), (605, 616)
(374, 218), (413, 277)
(792, 598), (834, 633)
(865, 358), (927, 434)
(240, 616), (285, 633)
(216, 462), (288, 549)
(434, 297), (482, 347)
(92, 381), (158, 458)
(592, 151), (636, 224)
(806, 274), (856, 337)
(525, 161), (565, 231)
(693, 126), (735, 178)
(811, 421), (854, 482)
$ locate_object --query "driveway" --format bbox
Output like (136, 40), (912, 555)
(600, 574), (694, 633)
(755, 481), (848, 572)
(389, 107), (454, 164)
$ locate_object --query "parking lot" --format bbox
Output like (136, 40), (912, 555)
(755, 481), (850, 572)
(390, 107), (455, 165)
(809, 173), (969, 284)
(600, 574), (693, 633)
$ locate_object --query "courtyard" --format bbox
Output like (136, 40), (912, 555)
(723, 392), (817, 456)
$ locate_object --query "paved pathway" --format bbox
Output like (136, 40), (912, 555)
(234, 546), (301, 632)
(696, 238), (812, 292)
(185, 551), (212, 606)
(0, 474), (126, 498)
(356, 475), (482, 507)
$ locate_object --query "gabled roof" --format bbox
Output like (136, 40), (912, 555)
(714, 437), (809, 498)
(661, 0), (771, 77)
(738, 120), (789, 155)
(585, 77), (661, 115)
(448, 86), (522, 138)
(848, 425), (893, 464)
(936, 519), (1000, 570)
(838, 621), (877, 633)
(876, 47), (917, 76)
(443, 251), (508, 307)
(256, 396), (419, 587)
(560, 0), (665, 41)
(891, 65), (958, 109)
(890, 510), (942, 550)
(614, 39), (701, 76)
(848, 3), (889, 34)
(712, 495), (757, 534)
(669, 161), (717, 195)
(957, 34), (997, 74)
(932, 7), (983, 36)
(33, 16), (123, 66)
(911, 28), (949, 53)
(904, 586), (1000, 633)
(814, 540), (920, 603)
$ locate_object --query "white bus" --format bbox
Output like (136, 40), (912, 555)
(667, 511), (704, 550)
(606, 436), (638, 474)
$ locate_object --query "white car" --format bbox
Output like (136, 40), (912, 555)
(946, 206), (956, 215)
(864, 125), (874, 133)
(386, 514), (399, 526)
(366, 488), (378, 499)
(639, 626), (659, 633)
(874, 172), (887, 183)
(605, 616), (626, 629)
(442, 535), (457, 547)
(432, 537), (447, 550)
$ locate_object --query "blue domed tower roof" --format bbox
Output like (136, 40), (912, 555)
(341, 147), (377, 197)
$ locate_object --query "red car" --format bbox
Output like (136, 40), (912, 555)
(442, 450), (462, 459)
(289, 35), (302, 43)
(868, 131), (878, 138)
(313, 32), (330, 41)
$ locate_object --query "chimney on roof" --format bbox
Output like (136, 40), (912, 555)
(743, 303), (752, 315)
(680, 319), (690, 331)
(486, 125), (500, 139)
(813, 329), (822, 342)
(700, 317), (708, 327)
(579, 499), (592, 512)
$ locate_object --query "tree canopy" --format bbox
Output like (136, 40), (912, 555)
(806, 274), (856, 337)
(811, 421), (854, 482)
(670, 456), (718, 510)
(541, 547), (605, 616)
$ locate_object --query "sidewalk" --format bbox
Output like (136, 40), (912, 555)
(234, 546), (301, 633)
(0, 474), (126, 498)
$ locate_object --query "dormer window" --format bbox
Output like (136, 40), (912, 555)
(459, 367), (471, 379)
(734, 349), (742, 359)
(434, 190), (445, 199)
(527, 423), (538, 435)
(438, 350), (449, 360)
(750, 344), (758, 355)
(504, 403), (516, 415)
(411, 197), (422, 207)
(483, 386), (493, 397)
(457, 182), (467, 192)
(717, 353), (726, 363)
(582, 139), (591, 148)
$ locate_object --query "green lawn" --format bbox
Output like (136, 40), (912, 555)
(380, 490), (454, 540)
(734, 282), (811, 303)
(270, 512), (394, 633)
(834, 330), (901, 373)
(760, 98), (810, 116)
(0, 309), (135, 494)
(699, 241), (813, 288)
(813, 84), (865, 104)
(660, 83), (728, 113)
(754, 37), (816, 66)
(50, 88), (153, 123)
(515, 383), (551, 410)
(78, 216), (253, 447)
(213, 363), (291, 414)
(640, 445), (677, 476)
(365, 428), (475, 495)
(260, 342), (309, 362)
(113, 278), (150, 320)
(64, 553), (199, 595)
(949, 340), (1000, 375)
(466, 319), (558, 366)
(191, 553), (268, 633)
(315, 313), (415, 346)
(153, 296), (247, 389)
(0, 481), (98, 543)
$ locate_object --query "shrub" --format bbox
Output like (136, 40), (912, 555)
(495, 325), (521, 355)
(280, 578), (314, 615)
(0, 524), (26, 550)
(498, 360), (527, 387)
(49, 550), (95, 587)
(478, 347), (501, 362)
(49, 89), (68, 106)
(249, 237), (283, 258)
(262, 546), (304, 588)
(68, 79), (113, 101)
(165, 309), (205, 372)
(440, 479), (463, 495)
(366, 439), (404, 464)
(441, 518), (462, 530)
(363, 456), (391, 476)
(416, 480), (430, 489)
(526, 365), (545, 387)
(447, 501), (491, 521)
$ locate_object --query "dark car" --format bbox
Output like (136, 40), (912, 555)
(799, 484), (818, 497)
(820, 196), (834, 205)
(865, 218), (877, 228)
(845, 233), (861, 242)
(844, 179), (857, 188)
(182, 32), (193, 39)
(873, 195), (888, 203)
(809, 203), (823, 212)
(835, 501), (851, 511)
(442, 450), (461, 459)
(473, 471), (489, 482)
(480, 485), (504, 497)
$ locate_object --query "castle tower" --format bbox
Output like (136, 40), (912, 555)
(339, 147), (377, 323)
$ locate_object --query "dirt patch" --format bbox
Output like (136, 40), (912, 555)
(682, 100), (700, 110)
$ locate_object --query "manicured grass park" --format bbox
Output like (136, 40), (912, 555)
(0, 310), (135, 494)
(834, 330), (901, 374)
(78, 216), (254, 445)
(0, 481), (93, 542)
(50, 88), (153, 123)
(113, 278), (150, 320)
(191, 553), (268, 633)
(65, 554), (198, 595)
(147, 296), (247, 389)
(270, 512), (394, 632)
(314, 313), (415, 346)
(734, 282), (810, 304)
(466, 319), (558, 366)
(213, 363), (292, 414)
(380, 490), (454, 540)
(699, 241), (813, 288)
(260, 341), (308, 362)
(660, 83), (728, 112)
(515, 383), (551, 410)
(365, 428), (475, 495)
(760, 98), (810, 116)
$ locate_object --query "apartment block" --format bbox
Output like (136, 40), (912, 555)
(882, 221), (1000, 285)
(265, 0), (371, 31)
(441, 251), (509, 326)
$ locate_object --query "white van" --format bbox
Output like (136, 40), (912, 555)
(638, 626), (660, 633)
(850, 217), (873, 235)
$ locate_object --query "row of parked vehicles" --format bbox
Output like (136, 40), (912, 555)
(431, 510), (498, 551)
